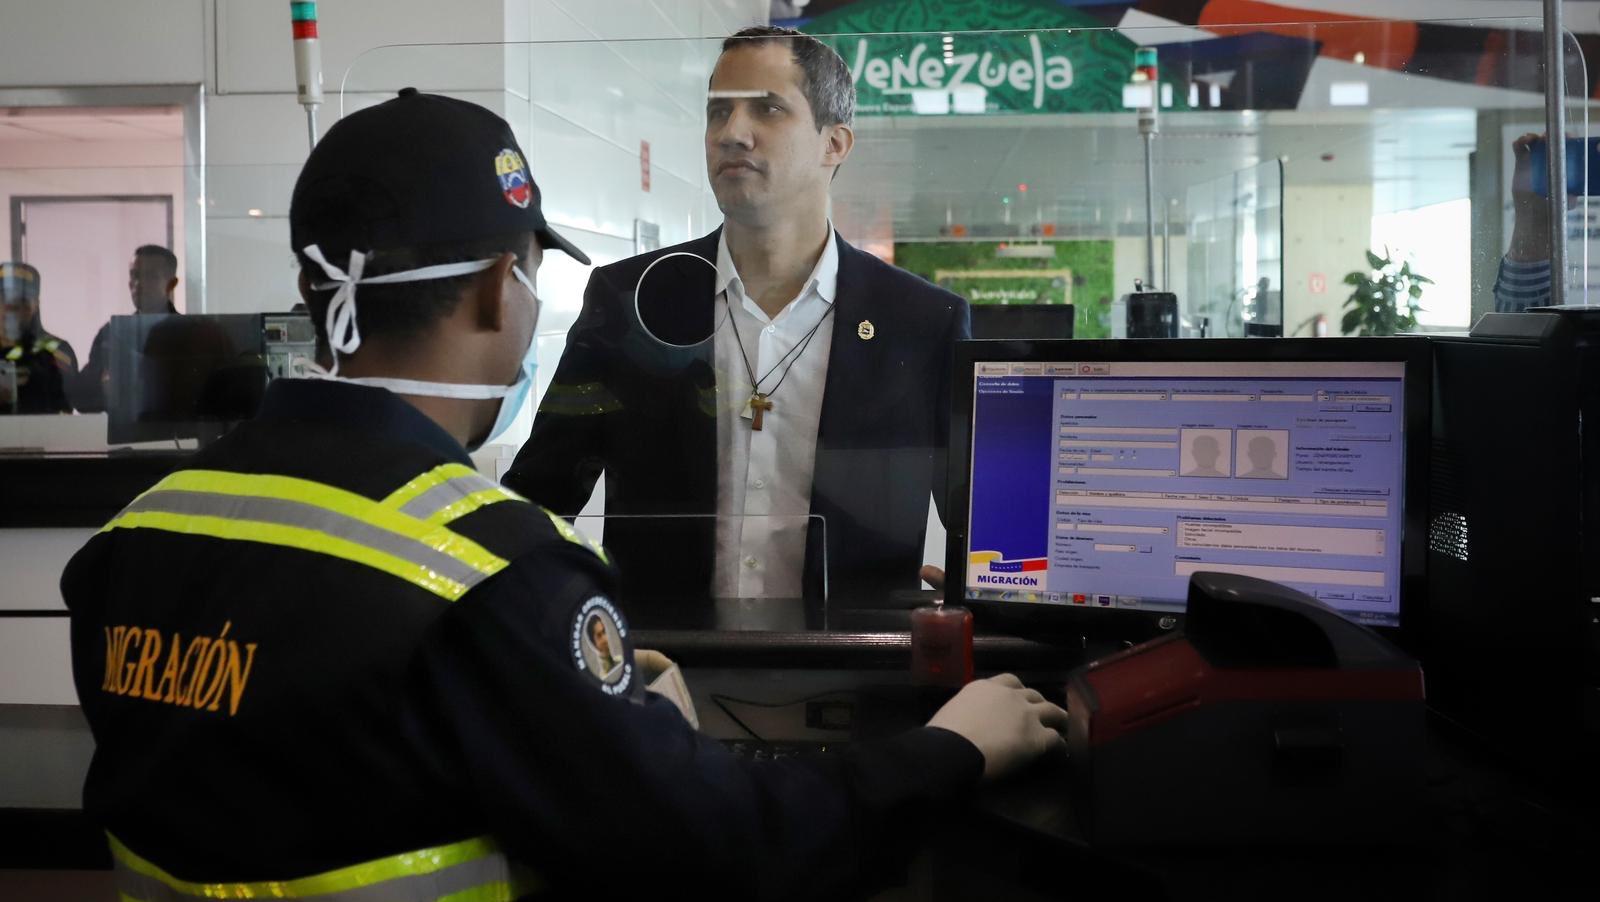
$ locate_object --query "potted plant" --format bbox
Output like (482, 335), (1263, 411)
(1341, 248), (1430, 336)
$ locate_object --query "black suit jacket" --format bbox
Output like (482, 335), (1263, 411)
(504, 229), (969, 603)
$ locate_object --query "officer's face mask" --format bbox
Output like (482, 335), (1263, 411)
(299, 244), (539, 449)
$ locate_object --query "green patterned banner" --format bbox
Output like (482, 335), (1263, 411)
(895, 239), (1116, 338)
(803, 0), (1190, 116)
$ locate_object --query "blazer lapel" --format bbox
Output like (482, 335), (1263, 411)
(815, 233), (874, 460)
(805, 236), (887, 598)
(683, 229), (722, 515)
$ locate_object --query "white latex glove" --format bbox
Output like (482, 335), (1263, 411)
(926, 673), (1069, 781)
(635, 649), (699, 729)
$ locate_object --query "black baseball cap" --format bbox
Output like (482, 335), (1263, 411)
(290, 88), (589, 266)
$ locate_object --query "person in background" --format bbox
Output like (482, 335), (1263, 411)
(72, 244), (181, 412)
(1, 261), (78, 414)
(1495, 132), (1554, 313)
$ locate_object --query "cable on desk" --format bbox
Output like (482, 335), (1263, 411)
(709, 689), (859, 743)
(711, 689), (857, 709)
(711, 696), (765, 741)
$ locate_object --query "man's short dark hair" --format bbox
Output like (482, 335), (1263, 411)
(719, 26), (855, 130)
(294, 234), (531, 349)
(134, 245), (179, 278)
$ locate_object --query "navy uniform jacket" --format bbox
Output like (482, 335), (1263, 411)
(505, 229), (970, 603)
(64, 378), (982, 899)
(3, 331), (77, 414)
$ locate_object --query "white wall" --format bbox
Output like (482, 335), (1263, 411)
(208, 0), (524, 315)
(1282, 184), (1375, 335)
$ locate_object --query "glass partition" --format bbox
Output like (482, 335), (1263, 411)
(0, 161), (307, 451)
(1185, 159), (1284, 338)
(2, 15), (1594, 615)
(341, 18), (1589, 340)
(337, 17), (1589, 610)
(570, 513), (829, 601)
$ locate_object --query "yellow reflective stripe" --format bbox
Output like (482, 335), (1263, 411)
(425, 487), (517, 526)
(538, 380), (622, 416)
(103, 510), (474, 601)
(381, 463), (481, 510)
(108, 833), (512, 900)
(542, 508), (610, 566)
(438, 883), (522, 902)
(148, 470), (505, 577)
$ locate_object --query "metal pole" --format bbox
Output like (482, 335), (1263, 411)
(1544, 0), (1568, 306)
(1144, 132), (1157, 289)
(1162, 200), (1172, 293)
(292, 2), (324, 152)
(1133, 46), (1161, 291)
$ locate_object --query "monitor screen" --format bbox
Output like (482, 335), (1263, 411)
(951, 343), (1424, 630)
(106, 313), (315, 445)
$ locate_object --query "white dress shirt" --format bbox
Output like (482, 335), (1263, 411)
(712, 227), (838, 599)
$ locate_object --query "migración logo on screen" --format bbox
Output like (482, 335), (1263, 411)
(969, 551), (1047, 587)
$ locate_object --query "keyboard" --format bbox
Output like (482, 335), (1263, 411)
(720, 739), (841, 761)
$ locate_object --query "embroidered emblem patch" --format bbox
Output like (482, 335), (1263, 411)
(495, 148), (533, 209)
(571, 596), (632, 696)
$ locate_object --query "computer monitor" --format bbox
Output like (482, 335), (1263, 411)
(945, 338), (1430, 641)
(107, 312), (316, 445)
(968, 304), (1075, 340)
(1427, 308), (1599, 777)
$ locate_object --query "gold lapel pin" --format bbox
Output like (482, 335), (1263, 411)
(857, 320), (876, 341)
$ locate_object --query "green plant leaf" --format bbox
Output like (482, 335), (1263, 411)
(1365, 250), (1384, 270)
(1341, 309), (1362, 335)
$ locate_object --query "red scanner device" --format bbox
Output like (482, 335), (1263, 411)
(1066, 572), (1425, 846)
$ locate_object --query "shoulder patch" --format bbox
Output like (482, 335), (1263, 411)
(571, 596), (632, 696)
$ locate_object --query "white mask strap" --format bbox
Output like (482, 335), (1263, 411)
(333, 375), (515, 400)
(301, 244), (504, 376)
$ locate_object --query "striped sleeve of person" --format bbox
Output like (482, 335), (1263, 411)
(1493, 257), (1553, 313)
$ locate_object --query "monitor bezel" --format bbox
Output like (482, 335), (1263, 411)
(945, 337), (1431, 648)
(967, 303), (1077, 341)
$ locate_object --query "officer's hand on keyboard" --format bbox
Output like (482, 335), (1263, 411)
(926, 674), (1069, 782)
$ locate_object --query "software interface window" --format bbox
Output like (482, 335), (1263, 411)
(964, 361), (1406, 627)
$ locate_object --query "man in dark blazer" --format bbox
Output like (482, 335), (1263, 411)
(505, 26), (969, 606)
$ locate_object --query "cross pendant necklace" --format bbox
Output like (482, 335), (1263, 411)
(748, 393), (774, 431)
(725, 295), (835, 433)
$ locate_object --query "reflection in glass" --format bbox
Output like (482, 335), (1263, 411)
(104, 313), (314, 446)
(1, 261), (78, 415)
(1186, 159), (1283, 338)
